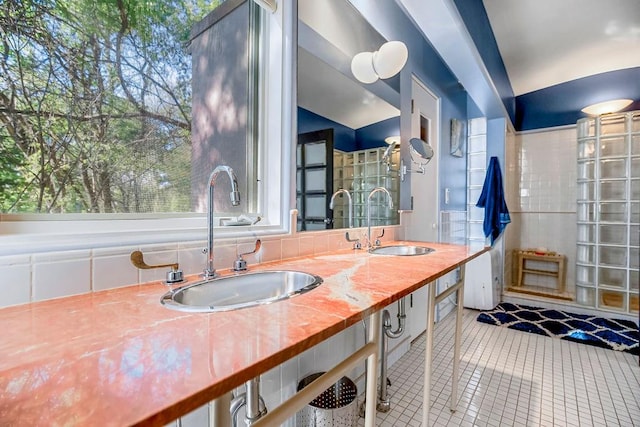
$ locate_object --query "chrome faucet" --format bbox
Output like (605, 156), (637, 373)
(329, 189), (353, 228)
(203, 165), (240, 279)
(367, 187), (393, 249)
(330, 188), (362, 249)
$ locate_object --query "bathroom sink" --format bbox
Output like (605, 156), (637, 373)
(369, 245), (434, 256)
(160, 270), (323, 312)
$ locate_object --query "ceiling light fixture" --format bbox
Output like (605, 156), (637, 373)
(351, 41), (408, 84)
(384, 135), (401, 145)
(581, 99), (633, 116)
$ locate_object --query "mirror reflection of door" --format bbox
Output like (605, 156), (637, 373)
(297, 129), (334, 231)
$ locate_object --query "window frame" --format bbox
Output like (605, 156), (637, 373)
(0, 0), (295, 257)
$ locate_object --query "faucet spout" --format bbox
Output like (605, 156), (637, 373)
(329, 189), (353, 228)
(367, 187), (393, 249)
(204, 165), (240, 279)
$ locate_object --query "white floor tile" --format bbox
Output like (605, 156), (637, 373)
(358, 309), (640, 426)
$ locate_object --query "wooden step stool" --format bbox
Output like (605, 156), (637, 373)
(514, 249), (567, 293)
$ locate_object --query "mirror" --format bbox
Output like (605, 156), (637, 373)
(296, 0), (402, 231)
(400, 138), (434, 181)
(409, 138), (434, 163)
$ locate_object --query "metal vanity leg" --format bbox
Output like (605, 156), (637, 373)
(364, 310), (381, 427)
(451, 265), (465, 412)
(210, 392), (231, 426)
(422, 283), (437, 427)
(423, 265), (467, 423)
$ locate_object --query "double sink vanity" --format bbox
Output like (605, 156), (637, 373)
(0, 240), (487, 426)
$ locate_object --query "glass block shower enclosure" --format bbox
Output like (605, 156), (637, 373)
(576, 111), (639, 314)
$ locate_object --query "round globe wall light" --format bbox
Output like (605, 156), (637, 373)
(351, 41), (409, 84)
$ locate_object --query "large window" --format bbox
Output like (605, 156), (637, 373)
(0, 0), (269, 217)
(0, 0), (293, 253)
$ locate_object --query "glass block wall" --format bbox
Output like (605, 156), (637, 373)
(576, 111), (639, 314)
(332, 147), (400, 228)
(467, 118), (488, 250)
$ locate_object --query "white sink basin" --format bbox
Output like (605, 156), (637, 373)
(369, 245), (434, 256)
(161, 270), (323, 312)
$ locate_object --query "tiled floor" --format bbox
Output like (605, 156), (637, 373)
(361, 309), (640, 426)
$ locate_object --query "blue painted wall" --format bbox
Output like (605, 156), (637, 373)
(297, 108), (355, 152)
(516, 68), (640, 131)
(439, 89), (469, 210)
(467, 94), (484, 120)
(298, 108), (400, 152)
(355, 117), (400, 150)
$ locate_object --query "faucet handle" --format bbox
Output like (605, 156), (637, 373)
(374, 228), (385, 247)
(345, 232), (362, 250)
(130, 251), (184, 284)
(233, 239), (262, 271)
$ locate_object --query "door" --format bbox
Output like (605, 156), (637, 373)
(409, 76), (439, 241)
(408, 77), (440, 341)
(296, 129), (334, 231)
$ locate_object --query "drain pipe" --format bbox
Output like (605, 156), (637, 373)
(377, 298), (406, 412)
(230, 377), (267, 426)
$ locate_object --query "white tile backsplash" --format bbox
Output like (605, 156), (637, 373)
(259, 239), (282, 263)
(298, 235), (315, 257)
(0, 264), (31, 307)
(0, 225), (402, 308)
(32, 248), (91, 262)
(33, 256), (91, 301)
(281, 237), (300, 259)
(93, 252), (138, 291)
(178, 243), (208, 277)
(213, 242), (241, 271)
(312, 233), (329, 254)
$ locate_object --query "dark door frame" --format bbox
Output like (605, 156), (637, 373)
(297, 128), (334, 231)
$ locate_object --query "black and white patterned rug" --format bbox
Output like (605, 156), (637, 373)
(477, 302), (639, 355)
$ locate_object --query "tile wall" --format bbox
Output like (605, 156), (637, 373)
(504, 126), (578, 292)
(0, 224), (398, 309)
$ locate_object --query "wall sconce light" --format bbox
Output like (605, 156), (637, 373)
(581, 99), (633, 116)
(351, 41), (408, 84)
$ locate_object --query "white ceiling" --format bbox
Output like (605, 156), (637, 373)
(298, 0), (400, 129)
(298, 48), (399, 129)
(483, 0), (640, 96)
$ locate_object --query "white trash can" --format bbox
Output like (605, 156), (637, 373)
(296, 372), (358, 427)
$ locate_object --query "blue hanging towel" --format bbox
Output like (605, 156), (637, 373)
(476, 156), (510, 245)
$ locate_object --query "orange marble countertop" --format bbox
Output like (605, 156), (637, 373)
(0, 241), (488, 426)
